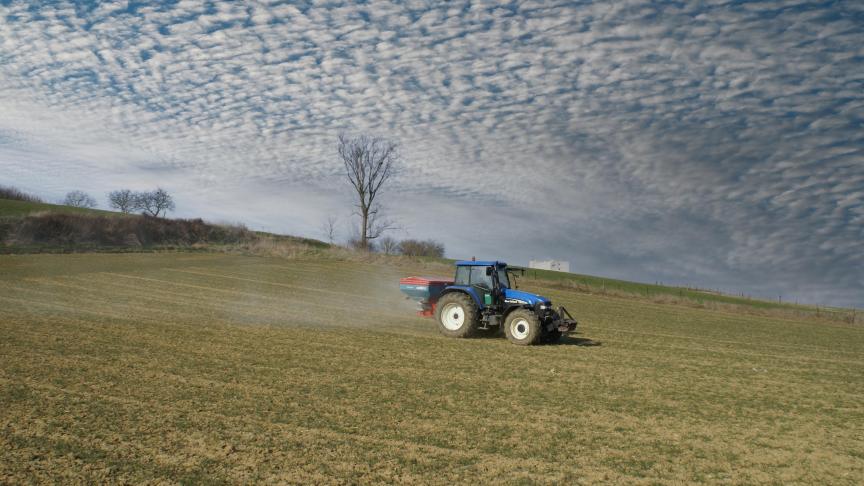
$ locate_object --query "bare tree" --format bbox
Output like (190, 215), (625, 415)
(63, 190), (97, 208)
(138, 188), (175, 217)
(338, 133), (399, 250)
(107, 189), (139, 213)
(321, 215), (339, 245)
(378, 236), (399, 255)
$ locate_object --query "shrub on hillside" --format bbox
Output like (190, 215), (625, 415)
(63, 190), (98, 208)
(398, 239), (445, 258)
(347, 237), (375, 252)
(3, 213), (256, 248)
(377, 236), (399, 255)
(0, 185), (43, 203)
(0, 218), (14, 243)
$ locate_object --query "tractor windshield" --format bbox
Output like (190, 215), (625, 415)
(497, 266), (510, 288)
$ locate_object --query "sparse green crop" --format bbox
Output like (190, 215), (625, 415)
(1, 253), (862, 484)
(0, 198), (116, 218)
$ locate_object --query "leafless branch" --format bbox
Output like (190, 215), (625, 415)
(108, 189), (138, 213)
(138, 188), (175, 217)
(321, 215), (338, 245)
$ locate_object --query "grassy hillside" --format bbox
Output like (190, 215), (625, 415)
(1, 253), (862, 483)
(0, 198), (115, 218)
(4, 196), (853, 319)
(252, 230), (331, 249)
(523, 266), (827, 312)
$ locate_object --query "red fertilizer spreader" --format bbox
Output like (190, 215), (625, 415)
(398, 276), (454, 317)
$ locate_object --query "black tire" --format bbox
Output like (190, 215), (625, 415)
(504, 309), (542, 345)
(434, 292), (478, 338)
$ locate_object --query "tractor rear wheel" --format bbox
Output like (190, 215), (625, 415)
(504, 309), (542, 345)
(435, 293), (478, 338)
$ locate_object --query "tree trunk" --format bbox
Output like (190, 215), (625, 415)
(361, 210), (368, 250)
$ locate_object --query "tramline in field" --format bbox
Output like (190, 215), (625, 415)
(400, 260), (578, 345)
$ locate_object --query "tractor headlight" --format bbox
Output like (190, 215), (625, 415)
(538, 303), (550, 310)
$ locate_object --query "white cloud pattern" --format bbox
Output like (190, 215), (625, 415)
(0, 0), (862, 306)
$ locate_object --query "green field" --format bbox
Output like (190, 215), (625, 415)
(1, 253), (862, 484)
(0, 198), (115, 218)
(521, 266), (851, 316)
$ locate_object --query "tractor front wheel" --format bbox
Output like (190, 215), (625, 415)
(504, 309), (542, 345)
(434, 293), (478, 338)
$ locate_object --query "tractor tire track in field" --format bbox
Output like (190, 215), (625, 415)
(599, 326), (864, 365)
(163, 268), (372, 298)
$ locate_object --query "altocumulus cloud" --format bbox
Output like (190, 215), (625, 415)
(0, 1), (862, 306)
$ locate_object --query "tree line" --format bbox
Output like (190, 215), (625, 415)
(107, 189), (175, 217)
(376, 237), (444, 257)
(60, 188), (176, 217)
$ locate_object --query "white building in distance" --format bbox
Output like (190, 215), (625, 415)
(529, 259), (570, 273)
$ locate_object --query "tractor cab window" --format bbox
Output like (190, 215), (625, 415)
(455, 265), (470, 286)
(469, 266), (493, 289)
(497, 267), (510, 288)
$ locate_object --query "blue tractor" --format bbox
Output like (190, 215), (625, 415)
(399, 260), (578, 345)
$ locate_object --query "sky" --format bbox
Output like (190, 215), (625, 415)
(0, 0), (862, 307)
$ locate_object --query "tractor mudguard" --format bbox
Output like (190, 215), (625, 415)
(440, 286), (485, 309)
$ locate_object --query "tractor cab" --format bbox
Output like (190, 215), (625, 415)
(448, 260), (553, 310)
(451, 260), (500, 307)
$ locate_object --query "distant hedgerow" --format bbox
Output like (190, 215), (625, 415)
(398, 239), (445, 258)
(3, 213), (256, 247)
(0, 185), (43, 203)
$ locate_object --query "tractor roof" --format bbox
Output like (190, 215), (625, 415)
(455, 260), (506, 267)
